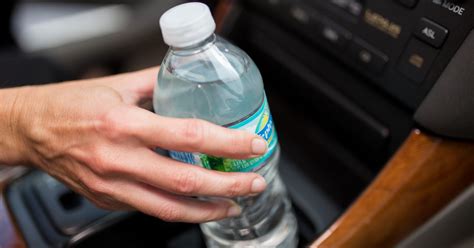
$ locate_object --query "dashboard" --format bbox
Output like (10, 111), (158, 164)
(2, 1), (473, 247)
(241, 0), (474, 110)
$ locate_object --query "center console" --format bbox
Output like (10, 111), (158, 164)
(5, 0), (474, 247)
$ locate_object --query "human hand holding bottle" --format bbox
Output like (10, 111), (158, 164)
(0, 67), (268, 223)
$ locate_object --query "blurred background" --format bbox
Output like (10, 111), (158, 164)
(0, 0), (215, 86)
(0, 1), (353, 247)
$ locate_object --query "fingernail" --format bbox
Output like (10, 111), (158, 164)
(251, 138), (267, 155)
(227, 205), (241, 217)
(251, 177), (267, 193)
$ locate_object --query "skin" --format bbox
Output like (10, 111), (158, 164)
(0, 67), (268, 223)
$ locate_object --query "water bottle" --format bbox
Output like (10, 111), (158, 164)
(154, 3), (298, 247)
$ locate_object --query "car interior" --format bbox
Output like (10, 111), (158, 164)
(0, 0), (473, 247)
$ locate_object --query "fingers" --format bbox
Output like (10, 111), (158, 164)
(78, 170), (241, 223)
(124, 107), (268, 159)
(124, 148), (267, 198)
(77, 146), (258, 222)
(114, 181), (241, 223)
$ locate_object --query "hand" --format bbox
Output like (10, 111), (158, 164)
(6, 67), (268, 223)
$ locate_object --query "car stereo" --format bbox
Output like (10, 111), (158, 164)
(240, 0), (474, 109)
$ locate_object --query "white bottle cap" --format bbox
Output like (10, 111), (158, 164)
(159, 2), (216, 48)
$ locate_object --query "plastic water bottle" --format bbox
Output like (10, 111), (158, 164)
(154, 3), (298, 247)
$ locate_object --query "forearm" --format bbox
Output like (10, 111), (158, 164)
(0, 87), (30, 165)
(0, 67), (268, 223)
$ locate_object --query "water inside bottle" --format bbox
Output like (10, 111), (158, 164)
(153, 44), (263, 126)
(153, 35), (298, 248)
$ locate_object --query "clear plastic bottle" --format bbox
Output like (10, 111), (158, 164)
(154, 3), (298, 247)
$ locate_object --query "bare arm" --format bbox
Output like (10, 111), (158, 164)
(0, 86), (31, 165)
(0, 67), (268, 223)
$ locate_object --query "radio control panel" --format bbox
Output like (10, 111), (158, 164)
(244, 0), (474, 109)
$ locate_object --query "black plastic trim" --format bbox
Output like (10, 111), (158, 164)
(415, 30), (474, 140)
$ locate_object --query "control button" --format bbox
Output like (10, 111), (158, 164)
(349, 39), (389, 74)
(330, 0), (363, 16)
(347, 1), (363, 16)
(319, 21), (352, 49)
(414, 18), (449, 48)
(398, 38), (439, 83)
(396, 0), (419, 8)
(289, 5), (311, 24)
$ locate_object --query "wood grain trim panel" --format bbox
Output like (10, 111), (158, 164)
(312, 130), (474, 247)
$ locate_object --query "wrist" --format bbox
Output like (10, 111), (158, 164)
(0, 87), (35, 165)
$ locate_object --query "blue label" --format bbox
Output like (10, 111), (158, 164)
(169, 96), (278, 172)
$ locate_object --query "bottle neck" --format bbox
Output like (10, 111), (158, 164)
(170, 34), (216, 56)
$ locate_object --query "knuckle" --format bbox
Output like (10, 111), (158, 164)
(86, 178), (111, 196)
(229, 133), (246, 156)
(174, 170), (201, 194)
(88, 146), (123, 176)
(91, 158), (115, 176)
(155, 204), (182, 222)
(96, 108), (130, 139)
(75, 174), (119, 211)
(182, 119), (205, 149)
(85, 145), (102, 166)
(226, 178), (243, 197)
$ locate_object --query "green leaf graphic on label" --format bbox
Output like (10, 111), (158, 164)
(199, 154), (275, 172)
(201, 155), (225, 171)
(170, 96), (278, 172)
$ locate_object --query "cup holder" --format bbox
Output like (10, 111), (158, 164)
(59, 190), (83, 211)
(7, 156), (340, 247)
(73, 197), (317, 248)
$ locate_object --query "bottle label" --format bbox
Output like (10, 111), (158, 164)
(169, 97), (278, 172)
